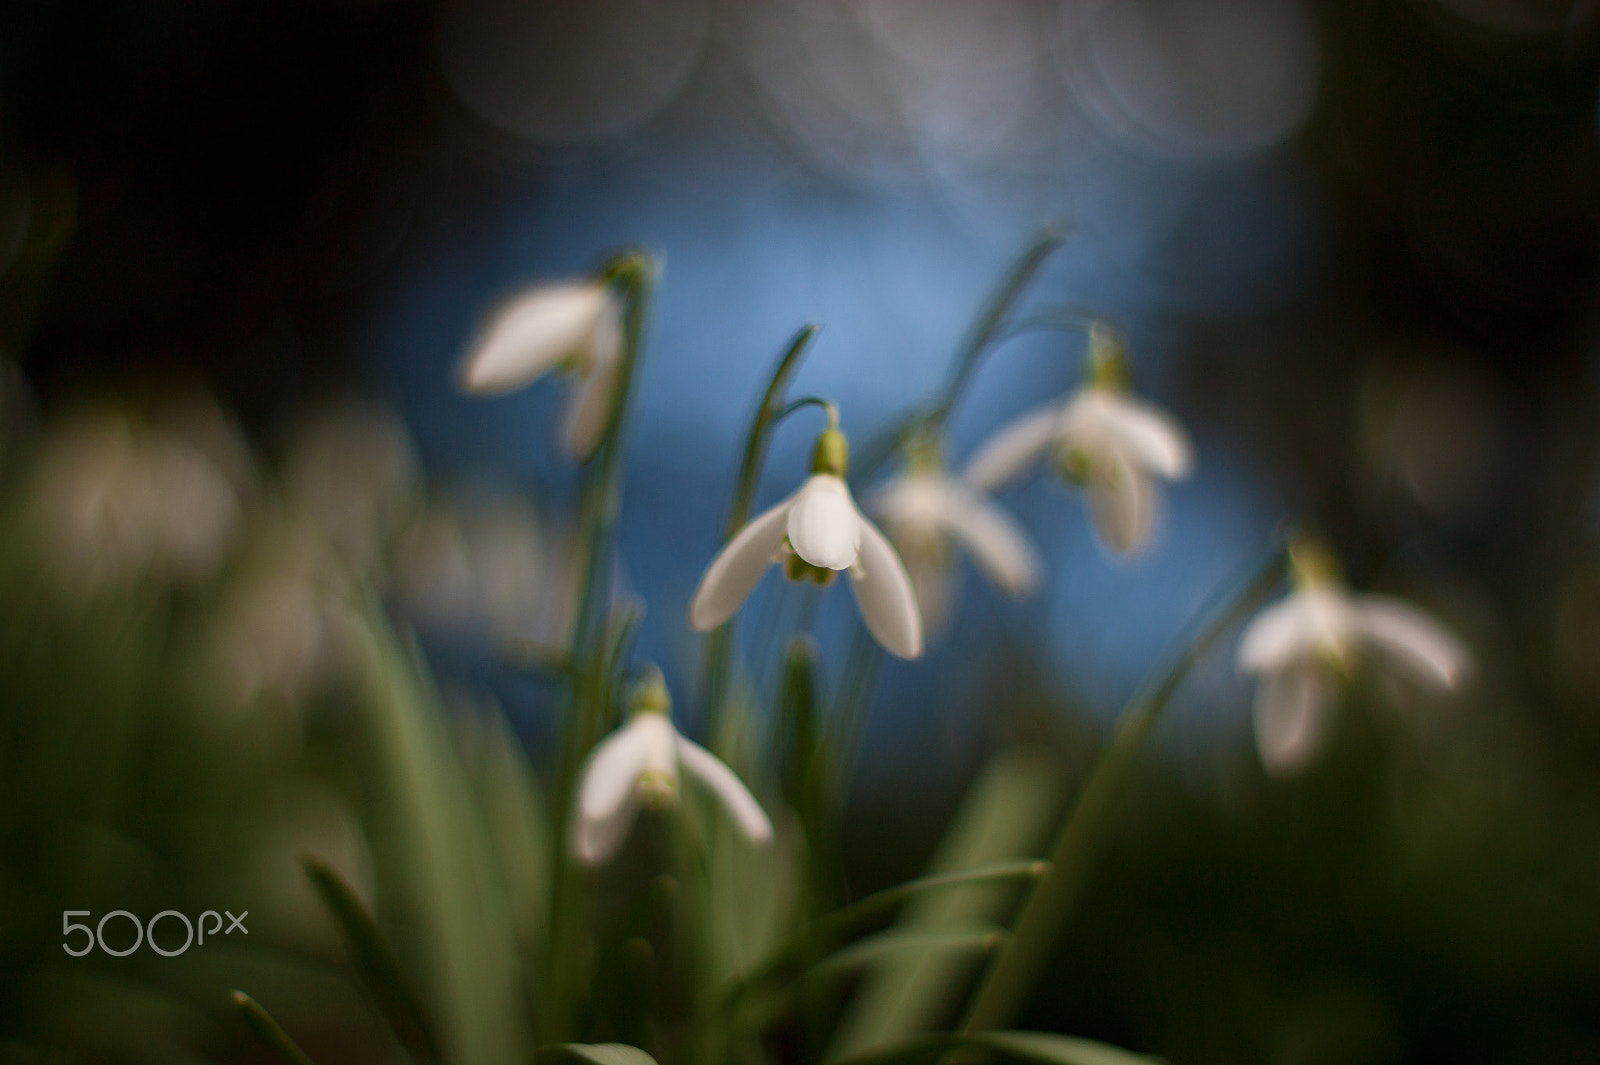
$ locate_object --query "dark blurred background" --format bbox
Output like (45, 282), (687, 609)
(4, 1), (1600, 1062)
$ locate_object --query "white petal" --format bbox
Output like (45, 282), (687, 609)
(1090, 391), (1195, 480)
(688, 492), (795, 630)
(927, 480), (1040, 596)
(571, 787), (641, 866)
(457, 282), (610, 396)
(786, 475), (861, 571)
(572, 718), (653, 865)
(907, 556), (954, 637)
(1253, 663), (1335, 776)
(1238, 588), (1356, 674)
(1085, 447), (1157, 556)
(963, 405), (1063, 491)
(675, 735), (774, 844)
(849, 511), (924, 659)
(632, 712), (680, 780)
(577, 717), (651, 824)
(561, 345), (623, 461)
(1353, 596), (1471, 689)
(1237, 594), (1317, 674)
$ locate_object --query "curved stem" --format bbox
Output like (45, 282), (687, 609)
(563, 254), (654, 783)
(852, 226), (1067, 483)
(546, 251), (655, 1040)
(958, 540), (1288, 1034)
(775, 396), (839, 429)
(924, 227), (1069, 434)
(699, 325), (820, 751)
(724, 325), (820, 538)
(998, 308), (1109, 341)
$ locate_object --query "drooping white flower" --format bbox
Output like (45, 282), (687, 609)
(25, 406), (241, 598)
(283, 400), (421, 578)
(202, 518), (358, 722)
(1236, 542), (1472, 776)
(689, 427), (924, 660)
(457, 279), (625, 460)
(867, 449), (1040, 635)
(572, 669), (773, 866)
(393, 493), (547, 642)
(964, 326), (1193, 557)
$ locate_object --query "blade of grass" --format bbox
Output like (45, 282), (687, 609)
(540, 1043), (660, 1065)
(352, 601), (527, 1064)
(825, 750), (1064, 1062)
(833, 1030), (1162, 1065)
(230, 990), (318, 1065)
(958, 543), (1287, 1034)
(302, 857), (440, 1064)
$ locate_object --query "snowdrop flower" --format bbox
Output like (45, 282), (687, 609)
(283, 400), (421, 578)
(572, 667), (773, 866)
(457, 279), (625, 461)
(393, 492), (546, 642)
(964, 325), (1193, 557)
(868, 439), (1040, 635)
(203, 519), (358, 722)
(1236, 540), (1472, 776)
(689, 425), (924, 660)
(25, 406), (240, 598)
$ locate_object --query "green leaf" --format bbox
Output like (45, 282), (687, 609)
(459, 703), (552, 958)
(351, 600), (528, 1065)
(808, 927), (1005, 982)
(959, 544), (1287, 1034)
(230, 990), (318, 1065)
(721, 861), (1047, 1011)
(701, 323), (819, 752)
(541, 1042), (661, 1065)
(303, 856), (441, 1063)
(826, 750), (1064, 1061)
(832, 1030), (1162, 1065)
(815, 860), (1049, 941)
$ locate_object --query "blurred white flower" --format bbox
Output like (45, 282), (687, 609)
(964, 327), (1192, 557)
(203, 520), (358, 721)
(25, 406), (241, 598)
(457, 280), (625, 461)
(689, 428), (923, 660)
(393, 493), (545, 641)
(283, 401), (420, 578)
(572, 669), (772, 865)
(1236, 543), (1472, 776)
(868, 452), (1039, 636)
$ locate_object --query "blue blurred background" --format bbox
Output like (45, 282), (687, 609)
(6, 0), (1600, 1061)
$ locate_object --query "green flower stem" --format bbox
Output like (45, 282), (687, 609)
(998, 307), (1112, 341)
(958, 543), (1287, 1035)
(852, 226), (1066, 483)
(725, 325), (820, 538)
(567, 255), (654, 763)
(924, 227), (1068, 434)
(699, 324), (819, 753)
(548, 252), (654, 1040)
